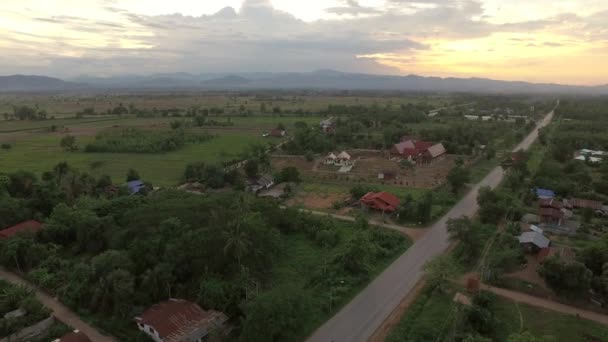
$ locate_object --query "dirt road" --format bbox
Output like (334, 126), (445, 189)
(482, 284), (608, 326)
(298, 208), (427, 241)
(307, 109), (555, 342)
(0, 268), (118, 342)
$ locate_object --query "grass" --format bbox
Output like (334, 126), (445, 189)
(0, 131), (268, 186)
(387, 286), (608, 342)
(272, 225), (411, 340)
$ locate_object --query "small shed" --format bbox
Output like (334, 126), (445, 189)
(127, 180), (146, 195)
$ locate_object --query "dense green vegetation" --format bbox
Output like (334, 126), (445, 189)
(0, 163), (408, 341)
(84, 128), (214, 153)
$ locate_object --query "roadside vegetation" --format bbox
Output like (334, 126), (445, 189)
(0, 163), (409, 341)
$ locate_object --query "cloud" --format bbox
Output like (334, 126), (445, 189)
(0, 0), (607, 84)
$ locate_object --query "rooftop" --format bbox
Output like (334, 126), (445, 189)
(518, 231), (550, 249)
(0, 220), (43, 239)
(135, 299), (227, 342)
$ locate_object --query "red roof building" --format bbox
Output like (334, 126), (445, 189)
(360, 192), (401, 212)
(539, 198), (562, 210)
(0, 220), (43, 239)
(539, 207), (564, 226)
(268, 128), (286, 137)
(134, 299), (228, 342)
(53, 330), (91, 342)
(391, 138), (445, 164)
(569, 198), (603, 210)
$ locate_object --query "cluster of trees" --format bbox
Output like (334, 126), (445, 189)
(0, 162), (405, 341)
(183, 162), (243, 189)
(83, 128), (213, 154)
(8, 105), (48, 120)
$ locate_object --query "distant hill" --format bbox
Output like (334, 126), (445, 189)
(0, 75), (81, 91)
(2, 71), (607, 94)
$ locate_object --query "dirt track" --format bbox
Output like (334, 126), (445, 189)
(0, 268), (118, 342)
(482, 284), (608, 326)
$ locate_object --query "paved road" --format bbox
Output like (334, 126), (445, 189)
(307, 110), (555, 342)
(482, 284), (608, 325)
(0, 268), (118, 342)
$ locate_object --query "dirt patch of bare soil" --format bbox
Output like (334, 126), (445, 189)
(504, 255), (550, 291)
(288, 191), (349, 210)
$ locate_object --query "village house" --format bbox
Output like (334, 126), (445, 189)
(134, 299), (228, 342)
(325, 152), (337, 165)
(518, 231), (551, 254)
(574, 149), (606, 163)
(325, 151), (352, 167)
(247, 174), (275, 193)
(335, 151), (352, 166)
(53, 330), (92, 342)
(0, 220), (43, 239)
(378, 170), (397, 180)
(391, 137), (446, 164)
(127, 180), (147, 195)
(359, 191), (401, 213)
(267, 127), (286, 138)
(565, 198), (604, 211)
(320, 118), (335, 133)
(539, 207), (564, 226)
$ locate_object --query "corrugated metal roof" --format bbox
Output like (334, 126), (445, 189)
(518, 231), (550, 248)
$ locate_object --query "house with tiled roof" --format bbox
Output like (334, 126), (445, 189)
(0, 220), (43, 239)
(391, 138), (445, 164)
(135, 299), (228, 342)
(359, 192), (401, 213)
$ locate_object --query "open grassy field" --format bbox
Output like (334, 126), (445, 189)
(0, 115), (330, 186)
(387, 286), (608, 342)
(0, 93), (453, 118)
(0, 132), (267, 186)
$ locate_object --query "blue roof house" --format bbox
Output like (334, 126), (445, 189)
(535, 188), (556, 200)
(127, 180), (146, 195)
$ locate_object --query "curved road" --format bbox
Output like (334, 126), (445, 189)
(308, 109), (555, 342)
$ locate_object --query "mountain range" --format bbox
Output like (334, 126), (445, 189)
(1, 71), (606, 94)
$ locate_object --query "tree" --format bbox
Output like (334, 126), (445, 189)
(240, 285), (311, 342)
(350, 185), (378, 199)
(417, 192), (433, 224)
(447, 216), (482, 263)
(477, 187), (507, 224)
(126, 168), (140, 182)
(448, 165), (470, 193)
(538, 257), (592, 296)
(423, 254), (459, 291)
(244, 160), (259, 179)
(60, 135), (78, 151)
(276, 166), (301, 183)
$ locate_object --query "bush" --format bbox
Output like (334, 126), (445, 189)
(85, 128), (213, 154)
(1, 143), (12, 150)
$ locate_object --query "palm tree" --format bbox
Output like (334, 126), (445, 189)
(224, 223), (251, 268)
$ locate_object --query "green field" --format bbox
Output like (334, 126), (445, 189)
(0, 115), (329, 186)
(0, 131), (268, 186)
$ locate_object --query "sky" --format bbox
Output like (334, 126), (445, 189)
(1, 0), (607, 85)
